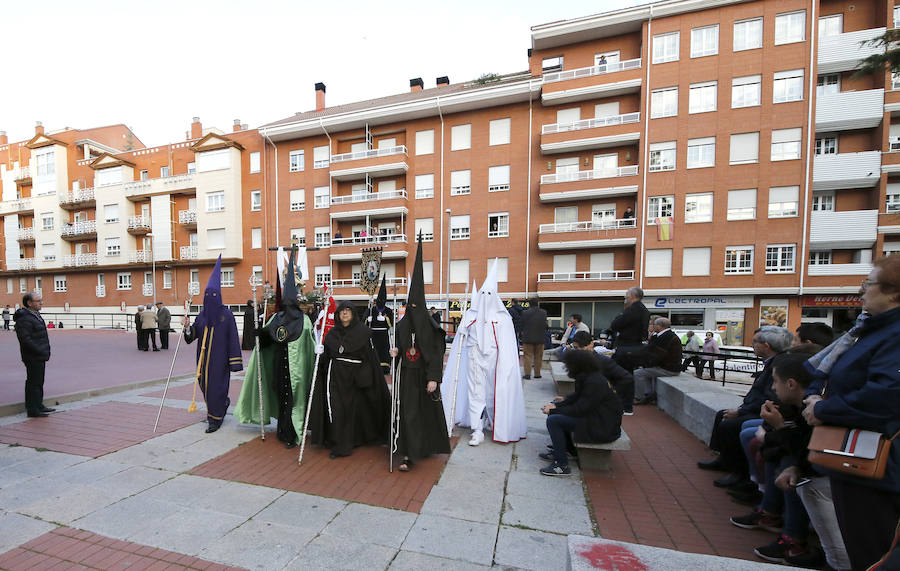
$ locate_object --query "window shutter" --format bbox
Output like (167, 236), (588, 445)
(556, 108), (581, 123)
(682, 247), (711, 276)
(730, 132), (760, 163)
(650, 141), (676, 151)
(772, 128), (802, 143)
(770, 186), (799, 203)
(450, 170), (471, 187)
(415, 218), (434, 236)
(489, 118), (510, 145)
(449, 260), (469, 283)
(553, 254), (577, 274)
(645, 249), (673, 277)
(415, 130), (434, 155)
(728, 189), (757, 209)
(733, 74), (761, 86)
(489, 165), (510, 186)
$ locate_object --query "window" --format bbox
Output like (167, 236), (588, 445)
(771, 128), (803, 161)
(725, 246), (754, 274)
(221, 268), (235, 287)
(419, 261), (433, 284)
(290, 189), (305, 211)
(106, 237), (121, 257)
(691, 25), (718, 57)
(117, 272), (132, 290)
(489, 213), (509, 237)
(314, 186), (330, 209)
(451, 124), (471, 151)
(289, 150), (305, 172)
(208, 228), (226, 249)
(768, 186), (799, 218)
(160, 166), (169, 178)
(250, 190), (261, 211)
(34, 151), (55, 177)
(555, 206), (578, 225)
(489, 118), (511, 146)
(415, 218), (434, 241)
(774, 70), (804, 103)
(775, 11), (806, 44)
(649, 141), (676, 172)
(206, 190), (225, 212)
(196, 148), (230, 172)
(19, 277), (27, 293)
(689, 81), (717, 114)
(415, 130), (434, 155)
(648, 195), (674, 222)
(311, 266), (328, 287)
(766, 244), (796, 273)
(646, 249), (673, 277)
(290, 228), (306, 247)
(450, 215), (471, 240)
(651, 87), (678, 118)
(888, 191), (900, 213)
(734, 18), (763, 51)
(251, 228), (262, 249)
(818, 14), (842, 38)
(684, 193), (713, 223)
(732, 75), (761, 108)
(450, 170), (471, 195)
(6, 279), (11, 294)
(730, 132), (760, 164)
(810, 251), (832, 265)
(42, 243), (56, 262)
(449, 260), (470, 284)
(186, 162), (195, 174)
(542, 56), (563, 73)
(682, 247), (711, 276)
(727, 189), (757, 220)
(41, 213), (54, 231)
(687, 137), (715, 168)
(104, 204), (119, 223)
(163, 271), (172, 289)
(249, 152), (260, 173)
(812, 191), (835, 211)
(95, 167), (122, 187)
(488, 258), (509, 282)
(313, 146), (329, 168)
(140, 170), (149, 181)
(817, 74), (840, 96)
(314, 226), (331, 248)
(815, 137), (837, 155)
(488, 165), (510, 191)
(557, 107), (581, 124)
(415, 174), (434, 199)
(592, 203), (616, 225)
(190, 269), (200, 284)
(653, 31), (679, 64)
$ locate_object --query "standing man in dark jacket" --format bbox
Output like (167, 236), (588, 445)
(632, 317), (682, 404)
(135, 306), (145, 350)
(610, 287), (650, 372)
(155, 301), (171, 350)
(519, 298), (548, 380)
(14, 292), (55, 418)
(571, 330), (634, 415)
(507, 299), (524, 341)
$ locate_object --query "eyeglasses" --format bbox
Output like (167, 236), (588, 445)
(860, 280), (882, 290)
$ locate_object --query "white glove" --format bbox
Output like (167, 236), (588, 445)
(315, 344), (325, 355)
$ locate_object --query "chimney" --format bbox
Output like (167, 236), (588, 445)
(527, 48), (533, 57)
(315, 82), (326, 112)
(35, 121), (44, 136)
(436, 76), (450, 87)
(410, 77), (424, 92)
(190, 117), (202, 139)
(242, 123), (248, 131)
(0, 131), (7, 145)
(233, 119), (242, 133)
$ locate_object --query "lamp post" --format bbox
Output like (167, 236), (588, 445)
(445, 208), (451, 322)
(147, 232), (157, 306)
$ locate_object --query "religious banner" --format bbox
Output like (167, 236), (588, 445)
(360, 247), (383, 296)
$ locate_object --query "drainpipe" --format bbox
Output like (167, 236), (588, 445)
(437, 97), (445, 306)
(638, 6), (653, 289)
(320, 118), (333, 289)
(799, 0), (817, 297)
(262, 131), (279, 281)
(525, 81), (535, 297)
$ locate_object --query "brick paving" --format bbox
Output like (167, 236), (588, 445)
(583, 406), (774, 562)
(0, 402), (203, 457)
(141, 378), (245, 404)
(0, 527), (245, 570)
(191, 435), (456, 513)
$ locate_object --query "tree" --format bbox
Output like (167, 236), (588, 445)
(473, 73), (502, 85)
(854, 30), (898, 78)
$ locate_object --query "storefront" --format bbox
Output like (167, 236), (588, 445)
(800, 294), (862, 336)
(646, 295), (755, 346)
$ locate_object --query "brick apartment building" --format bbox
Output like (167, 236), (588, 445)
(2, 0), (899, 344)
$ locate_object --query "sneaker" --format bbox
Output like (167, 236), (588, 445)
(753, 535), (807, 563)
(538, 451), (555, 461)
(468, 431), (484, 446)
(540, 462), (572, 477)
(731, 510), (784, 533)
(623, 409), (634, 416)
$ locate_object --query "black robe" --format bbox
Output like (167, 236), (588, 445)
(241, 304), (257, 350)
(363, 305), (393, 374)
(308, 318), (391, 456)
(394, 330), (451, 460)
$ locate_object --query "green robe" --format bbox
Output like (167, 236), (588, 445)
(235, 314), (315, 444)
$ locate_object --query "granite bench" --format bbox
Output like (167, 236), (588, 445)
(656, 373), (743, 444)
(550, 361), (575, 396)
(574, 429), (631, 470)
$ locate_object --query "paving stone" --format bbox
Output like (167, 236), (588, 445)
(0, 475), (71, 511)
(286, 532), (397, 570)
(420, 479), (505, 525)
(0, 466), (35, 489)
(139, 473), (228, 505)
(322, 502), (417, 549)
(446, 438), (513, 470)
(18, 484), (119, 524)
(505, 471), (586, 504)
(253, 491), (346, 532)
(199, 518), (316, 570)
(502, 494), (592, 536)
(495, 525), (569, 571)
(402, 513), (497, 566)
(0, 444), (36, 468)
(388, 550), (490, 570)
(127, 505), (245, 555)
(92, 466), (174, 497)
(73, 495), (184, 539)
(514, 449), (580, 476)
(45, 458), (131, 485)
(207, 481), (284, 518)
(437, 463), (508, 489)
(0, 512), (56, 553)
(8, 450), (83, 477)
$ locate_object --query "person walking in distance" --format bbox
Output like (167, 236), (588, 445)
(140, 303), (160, 351)
(156, 301), (171, 350)
(14, 292), (55, 417)
(135, 305), (145, 350)
(2, 304), (10, 330)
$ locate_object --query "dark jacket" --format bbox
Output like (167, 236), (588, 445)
(592, 352), (634, 391)
(551, 370), (622, 443)
(519, 306), (548, 344)
(760, 404), (812, 467)
(738, 356), (778, 417)
(157, 307), (171, 330)
(508, 303), (524, 336)
(807, 306), (900, 491)
(643, 329), (682, 371)
(610, 301), (650, 347)
(14, 308), (50, 362)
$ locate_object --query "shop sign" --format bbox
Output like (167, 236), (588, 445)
(650, 295), (754, 309)
(800, 295), (862, 308)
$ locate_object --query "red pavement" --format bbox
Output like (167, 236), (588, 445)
(0, 526), (245, 570)
(583, 406), (774, 562)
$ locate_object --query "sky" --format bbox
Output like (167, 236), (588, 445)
(0, 0), (644, 148)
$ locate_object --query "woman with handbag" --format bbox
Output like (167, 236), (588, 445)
(802, 254), (900, 570)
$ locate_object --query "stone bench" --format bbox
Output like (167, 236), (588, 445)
(657, 373), (743, 444)
(574, 429), (631, 470)
(550, 361), (575, 396)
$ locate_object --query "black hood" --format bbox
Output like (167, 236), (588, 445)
(266, 253), (304, 343)
(396, 234), (443, 355)
(375, 274), (387, 309)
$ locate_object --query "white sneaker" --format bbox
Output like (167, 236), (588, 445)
(468, 431), (484, 446)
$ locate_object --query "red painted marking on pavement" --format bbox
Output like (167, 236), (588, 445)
(576, 543), (648, 570)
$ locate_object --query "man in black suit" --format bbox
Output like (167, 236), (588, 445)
(14, 292), (55, 418)
(610, 287), (651, 377)
(632, 317), (682, 404)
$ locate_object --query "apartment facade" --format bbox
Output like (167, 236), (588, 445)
(2, 0), (897, 343)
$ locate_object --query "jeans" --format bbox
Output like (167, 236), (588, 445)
(761, 459), (809, 540)
(739, 418), (764, 484)
(797, 477), (851, 571)
(546, 413), (577, 465)
(681, 356), (701, 375)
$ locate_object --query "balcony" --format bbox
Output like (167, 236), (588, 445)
(16, 227), (35, 243)
(540, 113), (641, 154)
(818, 27), (885, 75)
(331, 277), (408, 289)
(123, 174), (196, 200)
(18, 258), (36, 271)
(127, 215), (152, 235)
(815, 89), (883, 132)
(810, 210), (878, 249)
(330, 190), (409, 219)
(541, 59), (642, 105)
(813, 152), (881, 190)
(538, 270), (635, 282)
(807, 263), (873, 276)
(539, 166), (639, 202)
(331, 188), (408, 206)
(538, 218), (637, 250)
(129, 250), (153, 263)
(58, 189), (96, 210)
(330, 146), (409, 182)
(60, 220), (97, 241)
(0, 198), (34, 215)
(331, 234), (408, 248)
(178, 209), (198, 229)
(12, 165), (31, 182)
(62, 253), (99, 268)
(180, 245), (199, 260)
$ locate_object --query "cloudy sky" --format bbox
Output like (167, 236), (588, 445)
(1, 0), (643, 148)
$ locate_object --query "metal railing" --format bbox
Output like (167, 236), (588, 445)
(127, 215), (151, 231)
(331, 145), (408, 163)
(17, 227), (34, 240)
(542, 58), (642, 84)
(0, 197), (33, 215)
(542, 112), (641, 134)
(331, 234), (407, 246)
(330, 277), (408, 288)
(537, 270), (635, 282)
(129, 250), (153, 263)
(540, 165), (638, 184)
(681, 348), (764, 385)
(62, 253), (99, 267)
(60, 220), (97, 237)
(539, 218), (636, 233)
(58, 189), (96, 205)
(331, 188), (407, 204)
(19, 258), (36, 270)
(180, 245), (198, 260)
(415, 189), (434, 199)
(178, 209), (197, 224)
(12, 165), (31, 180)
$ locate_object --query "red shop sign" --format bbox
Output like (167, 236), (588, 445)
(800, 294), (862, 308)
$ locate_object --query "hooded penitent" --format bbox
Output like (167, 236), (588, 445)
(364, 274), (394, 373)
(184, 255), (243, 431)
(441, 278), (477, 432)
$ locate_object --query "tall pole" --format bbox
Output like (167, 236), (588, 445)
(149, 232), (157, 306)
(444, 208), (451, 322)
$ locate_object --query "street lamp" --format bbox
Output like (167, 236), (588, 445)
(445, 208), (451, 322)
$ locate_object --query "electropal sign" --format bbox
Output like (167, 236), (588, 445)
(650, 295), (754, 309)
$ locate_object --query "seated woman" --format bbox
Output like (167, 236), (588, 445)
(539, 349), (623, 476)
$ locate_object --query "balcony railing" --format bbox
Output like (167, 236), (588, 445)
(128, 215), (152, 231)
(541, 165), (638, 184)
(180, 245), (198, 260)
(12, 166), (31, 180)
(96, 285), (106, 298)
(58, 189), (96, 206)
(142, 283), (154, 296)
(331, 145), (408, 163)
(542, 112), (640, 135)
(543, 58), (642, 84)
(178, 209), (198, 224)
(60, 220), (97, 237)
(812, 152), (881, 190)
(539, 218), (636, 233)
(331, 188), (407, 205)
(332, 234), (407, 246)
(129, 250), (153, 263)
(62, 253), (99, 267)
(538, 270), (635, 282)
(0, 198), (33, 215)
(331, 277), (408, 288)
(818, 27), (886, 75)
(17, 227), (34, 241)
(810, 210), (878, 249)
(808, 263), (873, 276)
(19, 258), (36, 271)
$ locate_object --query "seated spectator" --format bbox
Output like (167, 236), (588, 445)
(794, 322), (833, 348)
(571, 330), (634, 415)
(681, 330), (702, 376)
(539, 349), (623, 477)
(632, 317), (682, 404)
(553, 314), (590, 358)
(700, 331), (720, 380)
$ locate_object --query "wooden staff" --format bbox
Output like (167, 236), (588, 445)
(250, 274), (265, 441)
(388, 284), (398, 472)
(153, 295), (193, 432)
(448, 282), (470, 436)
